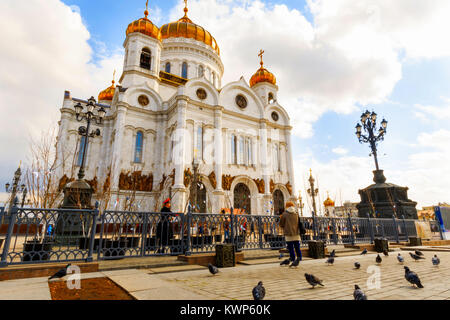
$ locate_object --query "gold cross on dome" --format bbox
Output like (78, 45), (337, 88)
(144, 0), (149, 18)
(258, 49), (265, 67)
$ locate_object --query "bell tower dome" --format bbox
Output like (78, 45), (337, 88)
(120, 1), (162, 90)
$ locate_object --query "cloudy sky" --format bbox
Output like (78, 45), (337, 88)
(1, 0), (449, 213)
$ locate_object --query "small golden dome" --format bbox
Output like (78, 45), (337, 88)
(159, 3), (220, 55)
(126, 4), (162, 41)
(98, 80), (116, 101)
(323, 194), (335, 207)
(250, 50), (276, 87)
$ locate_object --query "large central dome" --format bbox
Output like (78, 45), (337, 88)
(160, 6), (220, 56)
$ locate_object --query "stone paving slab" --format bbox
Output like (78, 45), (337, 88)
(0, 277), (51, 300)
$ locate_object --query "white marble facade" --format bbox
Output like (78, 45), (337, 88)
(54, 7), (296, 215)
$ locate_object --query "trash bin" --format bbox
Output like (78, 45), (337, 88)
(374, 238), (389, 253)
(308, 240), (325, 259)
(215, 243), (235, 268)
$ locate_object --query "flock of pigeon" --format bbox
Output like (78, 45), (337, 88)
(205, 247), (442, 300)
(47, 248), (442, 301)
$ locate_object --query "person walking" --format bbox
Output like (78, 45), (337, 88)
(280, 201), (302, 265)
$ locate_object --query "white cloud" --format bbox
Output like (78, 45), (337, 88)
(0, 0), (123, 181)
(332, 147), (348, 155)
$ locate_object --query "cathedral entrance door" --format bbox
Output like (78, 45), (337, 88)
(273, 189), (284, 215)
(193, 182), (207, 213)
(233, 183), (251, 214)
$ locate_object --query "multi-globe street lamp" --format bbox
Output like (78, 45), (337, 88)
(74, 96), (106, 180)
(355, 110), (388, 171)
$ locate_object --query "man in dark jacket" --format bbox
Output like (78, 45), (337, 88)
(156, 198), (173, 253)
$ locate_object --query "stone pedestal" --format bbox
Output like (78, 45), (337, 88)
(409, 237), (422, 246)
(374, 238), (389, 253)
(308, 240), (325, 259)
(215, 244), (235, 268)
(357, 170), (418, 219)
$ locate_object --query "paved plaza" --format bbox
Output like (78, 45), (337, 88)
(0, 248), (449, 300)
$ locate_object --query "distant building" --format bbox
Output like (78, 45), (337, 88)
(418, 203), (450, 220)
(334, 201), (359, 217)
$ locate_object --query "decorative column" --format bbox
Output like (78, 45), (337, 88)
(212, 106), (225, 213)
(111, 105), (127, 190)
(285, 127), (297, 201)
(260, 120), (272, 215)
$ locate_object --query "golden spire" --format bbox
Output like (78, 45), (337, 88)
(184, 0), (188, 17)
(258, 49), (265, 68)
(144, 0), (149, 19)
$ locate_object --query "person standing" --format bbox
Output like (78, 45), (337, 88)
(280, 201), (302, 264)
(156, 198), (173, 253)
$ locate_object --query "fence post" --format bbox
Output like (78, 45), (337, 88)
(347, 214), (355, 245)
(331, 218), (338, 245)
(97, 211), (106, 261)
(185, 205), (192, 256)
(0, 198), (19, 267)
(312, 213), (317, 240)
(140, 213), (149, 257)
(381, 218), (386, 239)
(392, 215), (400, 244)
(230, 208), (235, 247)
(86, 203), (99, 262)
(258, 216), (263, 249)
(367, 213), (374, 244)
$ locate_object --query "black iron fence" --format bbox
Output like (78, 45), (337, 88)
(0, 205), (441, 267)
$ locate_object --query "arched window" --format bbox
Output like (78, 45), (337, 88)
(231, 134), (237, 164)
(196, 126), (203, 161)
(182, 62), (188, 79)
(140, 48), (151, 70)
(165, 62), (171, 73)
(268, 93), (275, 104)
(77, 136), (87, 166)
(198, 65), (204, 77)
(134, 131), (144, 163)
(273, 144), (280, 172)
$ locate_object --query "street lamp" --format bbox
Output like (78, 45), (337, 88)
(5, 165), (23, 215)
(74, 97), (106, 180)
(298, 191), (304, 217)
(355, 109), (388, 171)
(306, 169), (319, 239)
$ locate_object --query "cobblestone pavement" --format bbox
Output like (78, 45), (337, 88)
(154, 250), (450, 300)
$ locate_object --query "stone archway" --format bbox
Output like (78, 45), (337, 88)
(233, 183), (251, 214)
(273, 189), (285, 215)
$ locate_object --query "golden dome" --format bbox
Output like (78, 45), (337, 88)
(126, 4), (162, 41)
(323, 194), (335, 207)
(250, 50), (276, 87)
(159, 4), (220, 55)
(98, 79), (116, 101)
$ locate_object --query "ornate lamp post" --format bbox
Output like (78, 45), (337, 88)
(298, 191), (304, 217)
(355, 110), (388, 172)
(61, 97), (106, 209)
(307, 169), (319, 240)
(5, 165), (23, 215)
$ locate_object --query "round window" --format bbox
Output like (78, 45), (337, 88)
(271, 112), (279, 122)
(196, 88), (207, 100)
(138, 95), (149, 107)
(235, 95), (248, 109)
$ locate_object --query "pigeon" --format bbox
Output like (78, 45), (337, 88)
(376, 254), (382, 264)
(329, 249), (336, 257)
(432, 255), (440, 266)
(305, 273), (324, 288)
(354, 262), (361, 270)
(415, 250), (424, 256)
(326, 257), (335, 265)
(397, 253), (404, 264)
(252, 281), (266, 300)
(353, 285), (368, 300)
(280, 259), (290, 266)
(383, 249), (389, 256)
(49, 264), (71, 280)
(289, 258), (300, 268)
(361, 248), (368, 255)
(404, 266), (423, 288)
(208, 263), (219, 275)
(409, 252), (425, 262)
(278, 253), (284, 260)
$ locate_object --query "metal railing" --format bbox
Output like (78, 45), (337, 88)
(0, 205), (441, 267)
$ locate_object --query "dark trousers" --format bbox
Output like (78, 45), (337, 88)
(287, 241), (302, 261)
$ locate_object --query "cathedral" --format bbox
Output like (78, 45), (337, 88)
(55, 2), (296, 215)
